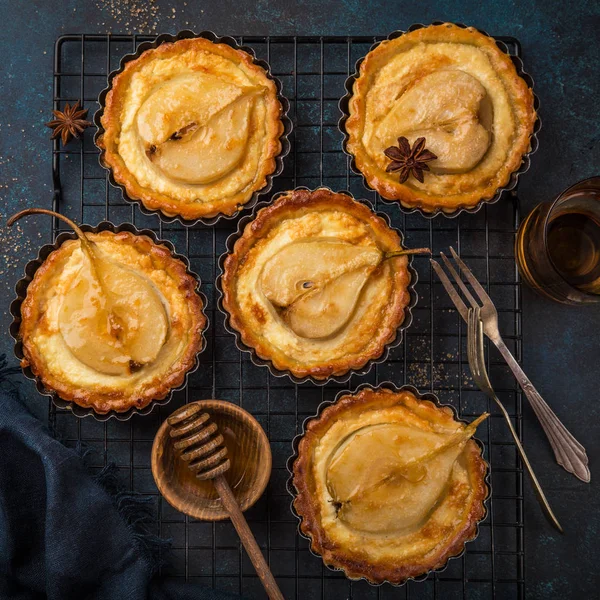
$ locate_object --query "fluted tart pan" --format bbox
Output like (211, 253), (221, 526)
(94, 29), (292, 227)
(217, 187), (419, 386)
(10, 221), (208, 421)
(286, 382), (491, 586)
(339, 22), (541, 218)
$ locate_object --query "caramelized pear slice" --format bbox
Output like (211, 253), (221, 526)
(58, 270), (129, 376)
(150, 93), (258, 185)
(136, 73), (246, 146)
(284, 266), (375, 339)
(260, 240), (429, 339)
(260, 240), (381, 339)
(59, 253), (169, 375)
(326, 414), (488, 534)
(97, 262), (168, 366)
(8, 209), (169, 376)
(261, 240), (381, 308)
(376, 70), (491, 173)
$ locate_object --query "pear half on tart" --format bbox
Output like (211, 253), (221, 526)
(97, 35), (287, 222)
(10, 209), (206, 415)
(292, 385), (489, 585)
(220, 188), (428, 382)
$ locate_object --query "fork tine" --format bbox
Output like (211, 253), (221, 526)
(430, 259), (468, 321)
(467, 309), (475, 375)
(467, 307), (481, 382)
(440, 252), (480, 309)
(472, 307), (493, 390)
(449, 247), (493, 306)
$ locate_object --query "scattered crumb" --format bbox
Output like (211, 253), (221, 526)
(0, 220), (35, 278)
(95, 0), (161, 33)
(408, 362), (430, 388)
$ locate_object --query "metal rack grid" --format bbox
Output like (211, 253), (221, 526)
(49, 34), (526, 600)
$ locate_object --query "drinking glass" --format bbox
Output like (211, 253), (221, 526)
(516, 176), (600, 304)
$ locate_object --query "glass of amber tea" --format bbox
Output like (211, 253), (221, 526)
(516, 176), (600, 304)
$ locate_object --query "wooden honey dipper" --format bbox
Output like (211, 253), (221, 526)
(167, 404), (285, 600)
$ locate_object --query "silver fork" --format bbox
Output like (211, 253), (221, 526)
(467, 307), (563, 533)
(431, 247), (590, 483)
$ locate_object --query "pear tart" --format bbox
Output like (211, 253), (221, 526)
(220, 188), (413, 381)
(292, 387), (489, 585)
(19, 230), (206, 414)
(344, 23), (537, 214)
(98, 36), (285, 221)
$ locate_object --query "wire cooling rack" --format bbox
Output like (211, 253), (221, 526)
(49, 34), (526, 600)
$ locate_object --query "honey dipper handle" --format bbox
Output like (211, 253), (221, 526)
(213, 475), (285, 600)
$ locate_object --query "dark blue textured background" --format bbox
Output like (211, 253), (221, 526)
(0, 1), (598, 598)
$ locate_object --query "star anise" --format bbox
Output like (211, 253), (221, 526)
(45, 101), (93, 146)
(384, 136), (437, 184)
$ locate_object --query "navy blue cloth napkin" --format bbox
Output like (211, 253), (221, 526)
(0, 356), (241, 600)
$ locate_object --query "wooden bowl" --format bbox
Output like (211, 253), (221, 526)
(151, 400), (272, 521)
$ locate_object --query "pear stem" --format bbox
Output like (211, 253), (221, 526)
(7, 207), (108, 303)
(8, 208), (93, 254)
(384, 247), (431, 259)
(406, 412), (489, 468)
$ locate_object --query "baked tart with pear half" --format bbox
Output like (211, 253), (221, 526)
(220, 188), (427, 381)
(344, 23), (537, 215)
(292, 386), (489, 585)
(10, 209), (206, 415)
(98, 36), (285, 222)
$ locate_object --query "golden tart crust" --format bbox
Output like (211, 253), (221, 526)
(98, 37), (285, 221)
(19, 231), (206, 414)
(220, 188), (412, 380)
(292, 387), (488, 585)
(345, 23), (537, 214)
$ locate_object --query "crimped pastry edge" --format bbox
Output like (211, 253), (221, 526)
(95, 31), (291, 226)
(287, 383), (490, 586)
(340, 22), (540, 218)
(10, 222), (208, 420)
(217, 187), (418, 384)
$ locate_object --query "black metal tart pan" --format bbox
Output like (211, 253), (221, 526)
(286, 382), (491, 586)
(9, 221), (208, 421)
(216, 187), (419, 386)
(94, 29), (292, 227)
(338, 22), (541, 219)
